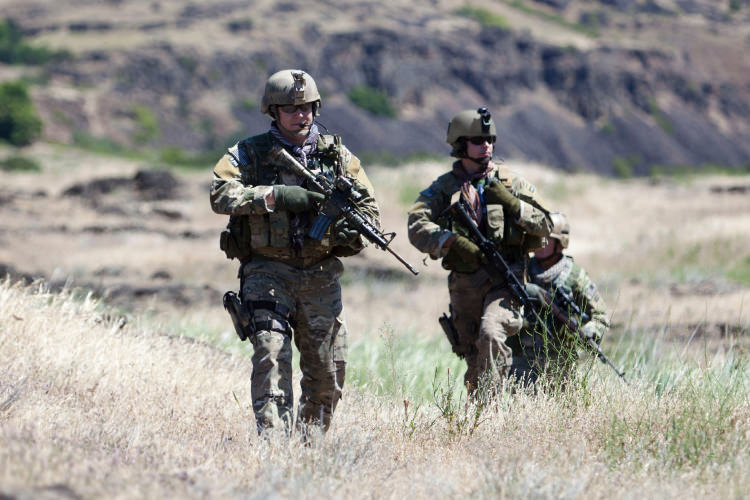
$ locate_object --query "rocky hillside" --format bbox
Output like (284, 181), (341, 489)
(2, 0), (750, 174)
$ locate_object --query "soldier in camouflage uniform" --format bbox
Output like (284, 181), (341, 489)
(507, 212), (609, 386)
(210, 69), (380, 435)
(407, 107), (552, 392)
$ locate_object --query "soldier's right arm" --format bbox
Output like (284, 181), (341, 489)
(407, 182), (455, 259)
(210, 146), (274, 216)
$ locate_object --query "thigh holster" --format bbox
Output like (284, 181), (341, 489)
(224, 294), (295, 341)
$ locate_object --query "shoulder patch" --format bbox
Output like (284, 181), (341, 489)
(420, 187), (436, 198)
(227, 144), (241, 167)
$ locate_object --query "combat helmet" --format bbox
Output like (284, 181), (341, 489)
(548, 211), (570, 249)
(446, 107), (497, 157)
(261, 69), (321, 118)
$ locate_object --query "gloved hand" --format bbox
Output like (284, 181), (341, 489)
(484, 180), (520, 217)
(332, 217), (360, 246)
(580, 322), (602, 344)
(443, 235), (485, 272)
(524, 282), (549, 304)
(273, 185), (325, 213)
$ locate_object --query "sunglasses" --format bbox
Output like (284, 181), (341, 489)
(278, 103), (314, 114)
(467, 136), (496, 145)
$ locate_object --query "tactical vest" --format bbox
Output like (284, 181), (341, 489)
(435, 171), (541, 271)
(220, 132), (345, 267)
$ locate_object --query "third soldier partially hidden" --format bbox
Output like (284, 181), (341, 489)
(407, 107), (552, 393)
(508, 211), (610, 386)
(210, 69), (380, 437)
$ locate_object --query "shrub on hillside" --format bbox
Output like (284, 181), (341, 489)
(347, 85), (397, 118)
(131, 105), (161, 145)
(0, 18), (71, 65)
(0, 154), (41, 172)
(0, 80), (43, 146)
(455, 6), (509, 28)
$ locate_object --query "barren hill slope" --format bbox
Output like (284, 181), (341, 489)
(2, 0), (750, 173)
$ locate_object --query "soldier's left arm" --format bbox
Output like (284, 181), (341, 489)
(511, 176), (552, 238)
(572, 265), (610, 341)
(342, 147), (382, 242)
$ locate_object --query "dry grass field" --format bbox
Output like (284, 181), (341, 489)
(1, 142), (750, 498)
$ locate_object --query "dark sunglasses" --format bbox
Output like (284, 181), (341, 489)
(467, 136), (496, 145)
(278, 103), (313, 114)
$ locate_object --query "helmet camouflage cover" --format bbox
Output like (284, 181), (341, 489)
(446, 107), (497, 151)
(261, 69), (321, 117)
(549, 211), (570, 248)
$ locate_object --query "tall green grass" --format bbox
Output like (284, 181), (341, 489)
(347, 325), (466, 403)
(596, 328), (749, 470)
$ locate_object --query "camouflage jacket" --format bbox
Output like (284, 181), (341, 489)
(528, 255), (609, 342)
(407, 162), (551, 273)
(210, 131), (380, 267)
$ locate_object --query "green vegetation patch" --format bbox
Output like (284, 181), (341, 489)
(650, 163), (750, 180)
(727, 256), (750, 285)
(0, 80), (43, 146)
(357, 150), (441, 168)
(651, 236), (750, 286)
(0, 153), (41, 172)
(598, 347), (748, 470)
(0, 18), (71, 65)
(612, 154), (640, 178)
(72, 130), (130, 156)
(455, 5), (510, 28)
(159, 146), (225, 170)
(398, 181), (425, 208)
(648, 98), (674, 134)
(131, 105), (161, 145)
(508, 0), (599, 37)
(347, 85), (397, 118)
(347, 326), (465, 403)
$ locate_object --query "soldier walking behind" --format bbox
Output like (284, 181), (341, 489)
(407, 107), (552, 393)
(210, 69), (381, 436)
(508, 212), (610, 386)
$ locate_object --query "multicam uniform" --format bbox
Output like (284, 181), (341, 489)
(211, 128), (379, 433)
(407, 162), (551, 390)
(508, 255), (609, 384)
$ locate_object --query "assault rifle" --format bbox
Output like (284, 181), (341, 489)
(448, 198), (555, 339)
(534, 285), (628, 383)
(450, 199), (627, 383)
(268, 146), (419, 275)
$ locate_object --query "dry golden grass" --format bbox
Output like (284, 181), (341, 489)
(2, 280), (748, 499)
(2, 143), (750, 497)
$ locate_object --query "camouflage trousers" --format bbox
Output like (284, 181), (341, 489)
(448, 268), (523, 392)
(240, 256), (347, 435)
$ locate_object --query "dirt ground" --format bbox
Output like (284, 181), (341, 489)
(2, 142), (749, 353)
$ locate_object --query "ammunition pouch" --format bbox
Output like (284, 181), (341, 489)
(219, 216), (252, 261)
